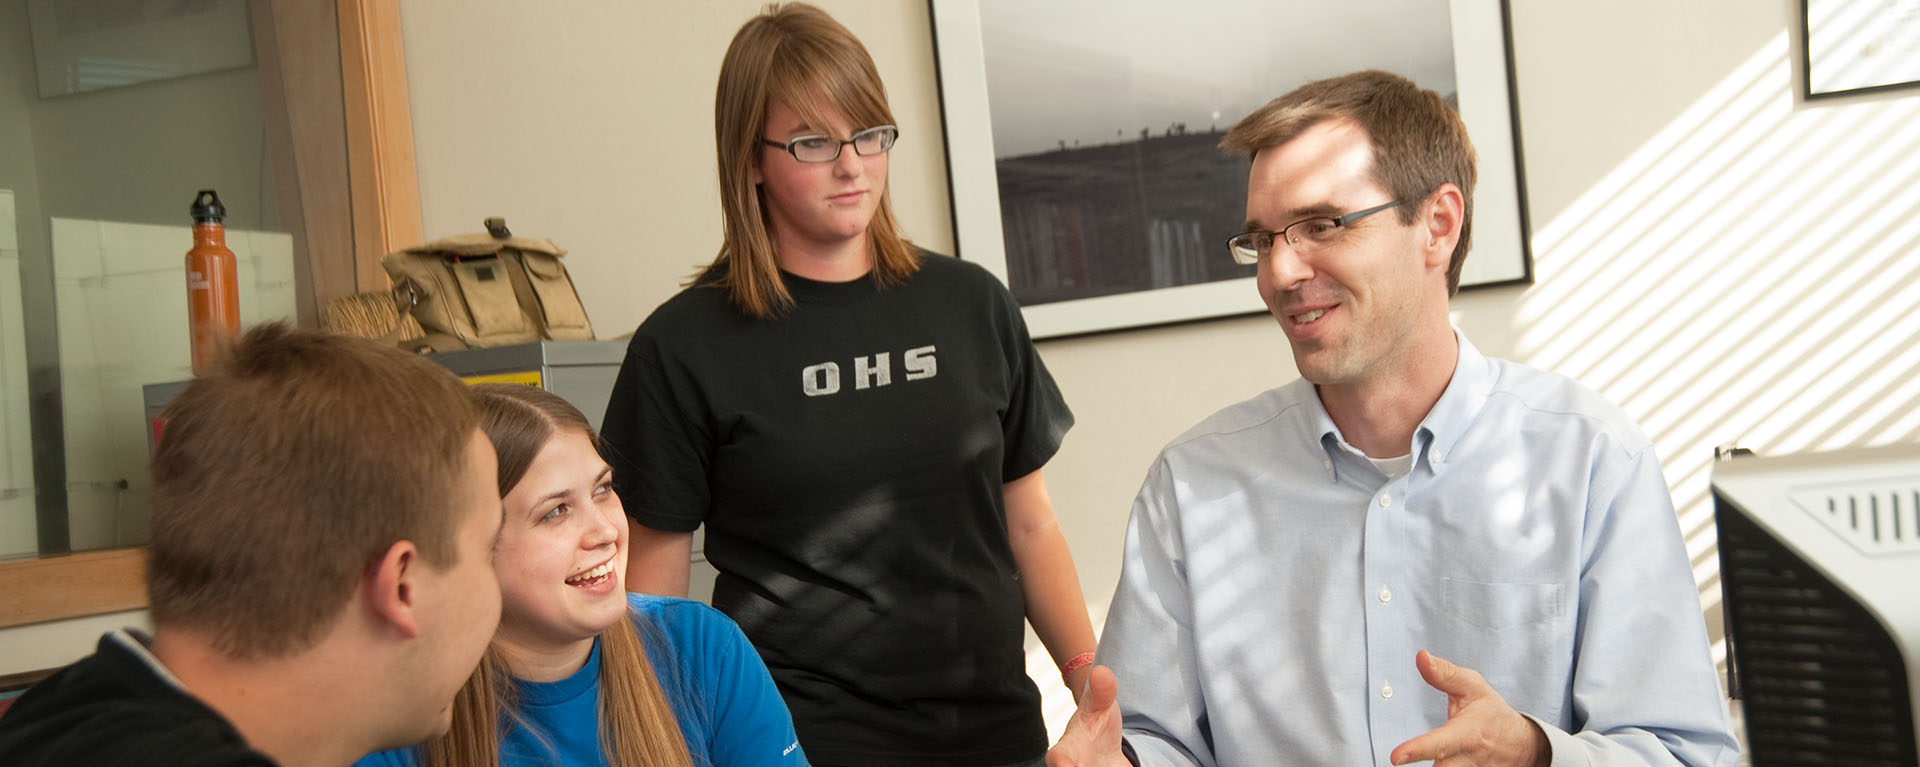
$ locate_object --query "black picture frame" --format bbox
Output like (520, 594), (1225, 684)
(929, 0), (1534, 339)
(1803, 0), (1920, 99)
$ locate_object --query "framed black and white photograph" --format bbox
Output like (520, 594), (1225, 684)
(930, 0), (1532, 339)
(1803, 0), (1920, 98)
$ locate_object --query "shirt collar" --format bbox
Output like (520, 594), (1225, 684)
(1417, 329), (1494, 468)
(106, 627), (192, 694)
(1304, 387), (1345, 480)
(1302, 328), (1492, 477)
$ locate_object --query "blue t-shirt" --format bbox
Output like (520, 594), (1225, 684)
(355, 594), (805, 766)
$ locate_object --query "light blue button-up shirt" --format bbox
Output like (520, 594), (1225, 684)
(1099, 333), (1739, 767)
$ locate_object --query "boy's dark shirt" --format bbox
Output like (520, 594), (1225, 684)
(0, 630), (275, 766)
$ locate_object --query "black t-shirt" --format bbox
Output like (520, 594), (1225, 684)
(601, 253), (1073, 767)
(0, 631), (276, 766)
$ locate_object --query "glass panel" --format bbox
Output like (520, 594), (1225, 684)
(0, 0), (303, 559)
(52, 218), (297, 549)
(1, 191), (31, 559)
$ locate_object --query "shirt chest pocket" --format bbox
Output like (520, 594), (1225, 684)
(1440, 577), (1565, 630)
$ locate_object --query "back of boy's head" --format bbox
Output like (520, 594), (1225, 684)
(146, 323), (481, 659)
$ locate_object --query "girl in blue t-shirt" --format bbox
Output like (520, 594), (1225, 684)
(356, 384), (805, 767)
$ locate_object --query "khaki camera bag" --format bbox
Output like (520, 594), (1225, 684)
(382, 217), (595, 352)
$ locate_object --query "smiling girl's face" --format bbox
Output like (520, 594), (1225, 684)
(492, 428), (630, 656)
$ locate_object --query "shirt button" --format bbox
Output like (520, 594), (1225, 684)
(1381, 682), (1394, 699)
(1379, 493), (1392, 508)
(1379, 587), (1392, 603)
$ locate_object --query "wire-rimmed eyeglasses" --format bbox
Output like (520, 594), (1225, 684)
(1225, 199), (1404, 265)
(760, 125), (899, 163)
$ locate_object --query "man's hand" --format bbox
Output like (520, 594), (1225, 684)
(1047, 665), (1132, 767)
(1390, 650), (1551, 767)
(1064, 663), (1096, 706)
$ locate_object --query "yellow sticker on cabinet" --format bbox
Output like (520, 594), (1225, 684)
(462, 370), (542, 388)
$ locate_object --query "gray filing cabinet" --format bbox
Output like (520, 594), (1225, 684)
(427, 339), (628, 429)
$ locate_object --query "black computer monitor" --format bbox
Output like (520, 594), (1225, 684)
(1714, 445), (1920, 766)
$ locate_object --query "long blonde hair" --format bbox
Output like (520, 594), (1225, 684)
(700, 1), (920, 319)
(424, 385), (692, 767)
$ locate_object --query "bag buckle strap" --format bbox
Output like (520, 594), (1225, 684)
(392, 277), (422, 308)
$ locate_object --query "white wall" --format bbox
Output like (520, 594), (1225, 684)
(0, 608), (150, 677)
(401, 0), (1920, 740)
(1500, 1), (1920, 652)
(398, 0), (952, 324)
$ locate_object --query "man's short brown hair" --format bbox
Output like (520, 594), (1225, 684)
(146, 324), (481, 658)
(1222, 70), (1478, 294)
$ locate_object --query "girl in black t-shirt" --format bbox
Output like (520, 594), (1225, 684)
(600, 4), (1100, 767)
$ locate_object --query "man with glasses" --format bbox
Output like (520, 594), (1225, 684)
(1047, 71), (1740, 767)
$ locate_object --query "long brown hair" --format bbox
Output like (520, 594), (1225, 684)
(699, 1), (920, 319)
(424, 385), (691, 767)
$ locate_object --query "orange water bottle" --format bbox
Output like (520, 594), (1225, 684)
(185, 190), (239, 376)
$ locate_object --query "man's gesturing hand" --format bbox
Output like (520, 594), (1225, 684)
(1390, 650), (1551, 767)
(1046, 665), (1133, 767)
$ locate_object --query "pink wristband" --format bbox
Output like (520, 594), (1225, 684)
(1061, 651), (1096, 678)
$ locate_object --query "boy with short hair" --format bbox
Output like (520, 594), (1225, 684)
(0, 324), (505, 767)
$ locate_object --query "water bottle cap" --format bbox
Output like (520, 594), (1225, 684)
(191, 190), (226, 223)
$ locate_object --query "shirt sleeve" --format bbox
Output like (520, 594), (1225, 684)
(1098, 457), (1212, 767)
(1540, 445), (1741, 767)
(601, 329), (712, 533)
(676, 602), (808, 767)
(987, 274), (1072, 481)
